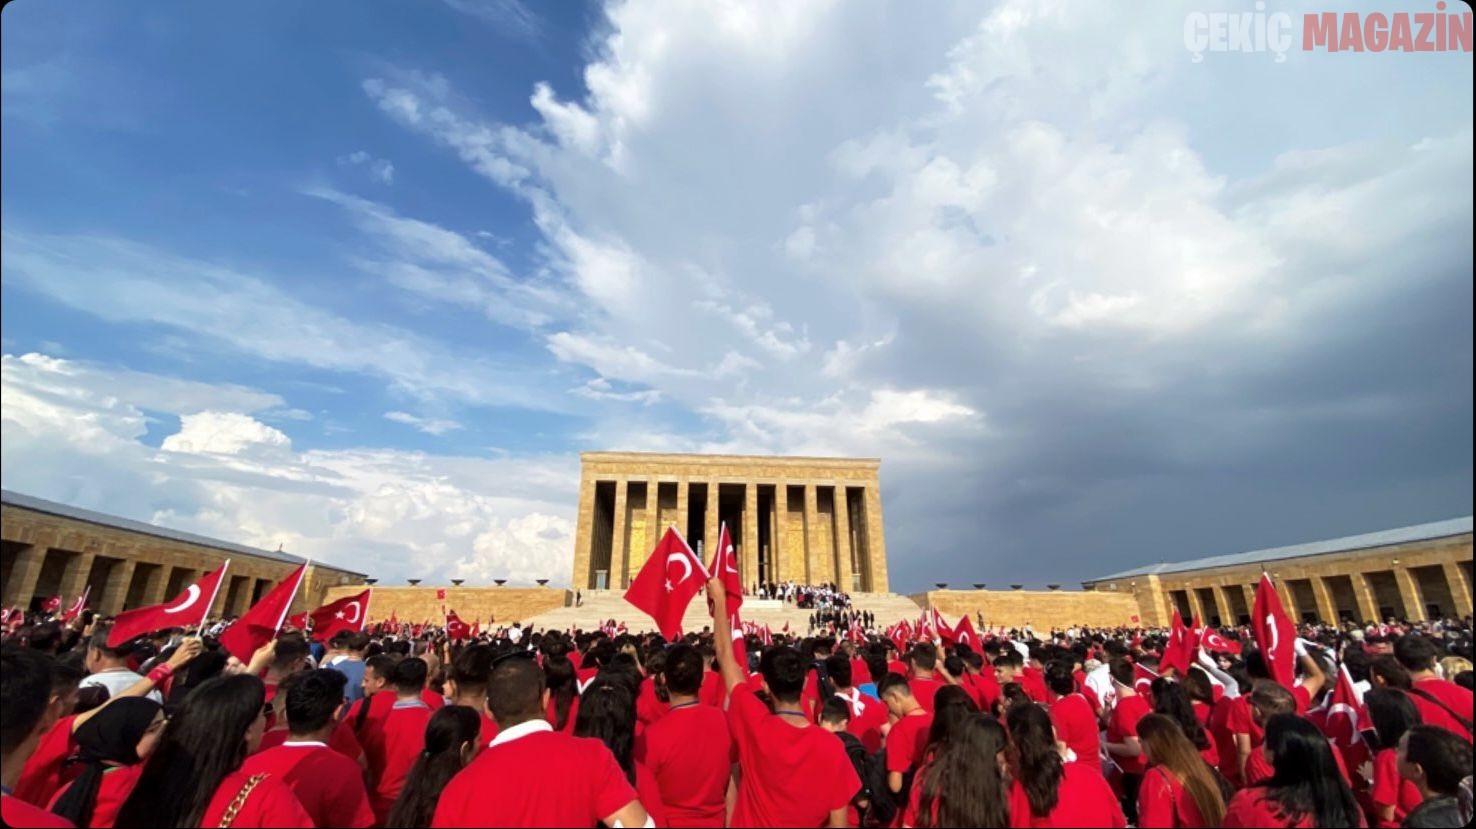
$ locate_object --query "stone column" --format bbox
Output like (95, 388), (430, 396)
(571, 472), (597, 590)
(704, 481), (720, 561)
(58, 552), (96, 605)
(609, 479), (629, 591)
(1352, 572), (1380, 624)
(1310, 577), (1338, 624)
(771, 481), (787, 586)
(642, 479), (659, 589)
(1240, 584), (1259, 623)
(676, 480), (689, 544)
(142, 560), (169, 605)
(803, 483), (821, 584)
(1442, 562), (1472, 616)
(1201, 586), (1225, 624)
(1185, 585), (1207, 622)
(832, 485), (853, 591)
(742, 482), (759, 592)
(98, 560), (136, 616)
(1, 545), (48, 608)
(1217, 586), (1241, 624)
(863, 484), (889, 592)
(1394, 568), (1425, 621)
(1275, 580), (1299, 620)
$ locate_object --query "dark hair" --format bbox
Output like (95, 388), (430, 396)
(916, 714), (1008, 829)
(272, 633), (310, 672)
(87, 628), (134, 660)
(1259, 714), (1360, 828)
(820, 696), (851, 725)
(1108, 657), (1135, 687)
(386, 705), (481, 828)
(1044, 660), (1075, 696)
(825, 654), (853, 688)
(928, 685), (979, 750)
(573, 679), (638, 784)
(1151, 678), (1211, 751)
(865, 651), (888, 686)
(993, 650), (1024, 671)
(1394, 633), (1439, 672)
(1006, 703), (1063, 818)
(1364, 688), (1419, 752)
(1183, 667), (1215, 705)
(543, 653), (577, 731)
(451, 644), (493, 696)
(911, 642), (937, 671)
(878, 672), (912, 699)
(51, 697), (162, 827)
(1137, 714), (1226, 827)
(489, 657), (545, 724)
(664, 644), (705, 697)
(1369, 654), (1412, 689)
(1249, 679), (1296, 718)
(115, 674), (266, 828)
(1402, 724), (1474, 795)
(286, 669), (347, 735)
(0, 645), (54, 754)
(395, 658), (429, 695)
(759, 647), (806, 703)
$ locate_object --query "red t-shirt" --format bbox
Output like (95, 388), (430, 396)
(1209, 698), (1241, 786)
(1008, 761), (1126, 827)
(1410, 678), (1474, 743)
(836, 689), (887, 754)
(1137, 766), (1207, 829)
(888, 659), (909, 678)
(199, 770), (313, 828)
(546, 694), (581, 734)
(241, 742), (375, 829)
(14, 715), (78, 806)
(1369, 747), (1422, 825)
(431, 724), (639, 827)
(909, 677), (942, 713)
(478, 711), (499, 745)
(1198, 727), (1219, 771)
(371, 701), (434, 821)
(1019, 668), (1049, 704)
(1192, 700), (1213, 728)
(1227, 695), (1263, 781)
(346, 692), (394, 767)
(255, 719), (364, 764)
(2, 794), (73, 828)
(699, 670), (727, 708)
(634, 763), (669, 829)
(1222, 786), (1369, 828)
(640, 703), (733, 828)
(886, 711), (934, 775)
(1049, 693), (1101, 772)
(637, 677), (669, 728)
(1108, 694), (1151, 774)
(727, 684), (861, 827)
(421, 688), (446, 710)
(850, 658), (871, 687)
(969, 670), (1002, 712)
(46, 764), (142, 829)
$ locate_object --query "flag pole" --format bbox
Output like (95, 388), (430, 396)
(270, 561), (308, 637)
(198, 559), (231, 638)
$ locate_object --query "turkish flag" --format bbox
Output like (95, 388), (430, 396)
(952, 613), (980, 649)
(219, 562), (308, 661)
(1324, 664), (1364, 750)
(308, 589), (371, 642)
(436, 588), (447, 601)
(107, 562), (230, 648)
(61, 587), (90, 623)
(1252, 573), (1296, 689)
(707, 523), (743, 614)
(759, 623), (773, 647)
(42, 596), (62, 614)
(624, 526), (707, 639)
(1133, 660), (1160, 698)
(446, 610), (471, 640)
(1201, 628), (1242, 655)
(469, 619), (480, 639)
(287, 613), (308, 631)
(932, 608), (955, 646)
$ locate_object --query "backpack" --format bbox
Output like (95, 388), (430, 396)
(851, 742), (907, 828)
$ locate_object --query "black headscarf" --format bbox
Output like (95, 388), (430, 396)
(51, 697), (162, 827)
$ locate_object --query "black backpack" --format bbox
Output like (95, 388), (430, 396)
(851, 741), (907, 827)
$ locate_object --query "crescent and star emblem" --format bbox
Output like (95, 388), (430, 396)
(666, 551), (693, 592)
(162, 584), (200, 615)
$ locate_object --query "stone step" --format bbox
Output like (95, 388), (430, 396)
(525, 591), (923, 633)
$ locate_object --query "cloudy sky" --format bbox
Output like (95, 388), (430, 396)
(2, 0), (1471, 591)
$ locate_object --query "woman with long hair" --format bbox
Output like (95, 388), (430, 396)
(1223, 714), (1364, 828)
(1005, 703), (1125, 827)
(574, 678), (667, 827)
(1136, 714), (1227, 828)
(903, 713), (1009, 828)
(1182, 668), (1217, 728)
(114, 674), (310, 828)
(384, 706), (481, 829)
(48, 698), (164, 827)
(925, 685), (980, 755)
(1362, 688), (1422, 827)
(542, 653), (579, 734)
(1152, 678), (1220, 770)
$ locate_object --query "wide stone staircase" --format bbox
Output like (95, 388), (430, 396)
(525, 590), (924, 634)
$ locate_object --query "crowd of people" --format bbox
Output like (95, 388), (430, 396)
(2, 580), (1473, 828)
(757, 582), (852, 611)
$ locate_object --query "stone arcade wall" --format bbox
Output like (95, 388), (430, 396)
(912, 588), (1142, 630)
(319, 585), (569, 625)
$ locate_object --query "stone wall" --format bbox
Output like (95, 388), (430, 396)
(911, 589), (1142, 630)
(320, 585), (568, 625)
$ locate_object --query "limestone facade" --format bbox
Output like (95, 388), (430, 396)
(915, 589), (1143, 630)
(318, 585), (567, 626)
(571, 452), (889, 593)
(1, 493), (363, 618)
(1082, 521), (1473, 628)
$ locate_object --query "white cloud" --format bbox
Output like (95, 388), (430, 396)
(336, 150), (395, 183)
(384, 410), (464, 435)
(161, 412), (293, 460)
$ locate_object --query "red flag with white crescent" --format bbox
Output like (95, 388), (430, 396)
(108, 562), (230, 648)
(708, 523), (743, 614)
(308, 589), (371, 642)
(1201, 628), (1242, 655)
(624, 527), (708, 639)
(1252, 573), (1297, 689)
(61, 587), (90, 623)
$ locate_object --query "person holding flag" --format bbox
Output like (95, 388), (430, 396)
(624, 526), (708, 640)
(107, 563), (230, 648)
(218, 562), (308, 663)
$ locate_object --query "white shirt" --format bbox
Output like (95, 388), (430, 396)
(508, 627), (523, 644)
(82, 669), (162, 704)
(1085, 663), (1115, 711)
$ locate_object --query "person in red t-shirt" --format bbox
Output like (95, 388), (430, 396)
(1043, 660), (1100, 772)
(345, 653), (398, 756)
(542, 652), (581, 734)
(575, 677), (668, 827)
(46, 697), (163, 829)
(963, 650), (1001, 713)
(1222, 714), (1364, 828)
(386, 705), (481, 828)
(445, 644), (500, 744)
(1394, 633), (1475, 744)
(640, 644), (733, 828)
(2, 646), (74, 829)
(825, 655), (887, 754)
(241, 669), (374, 829)
(431, 655), (647, 827)
(1396, 725), (1474, 828)
(710, 579), (860, 828)
(114, 673), (312, 829)
(880, 673), (935, 809)
(1104, 658), (1150, 823)
(1136, 714), (1227, 829)
(1361, 688), (1423, 827)
(1150, 678), (1219, 772)
(901, 713), (1009, 828)
(1006, 702), (1126, 828)
(371, 657), (436, 823)
(907, 644), (944, 713)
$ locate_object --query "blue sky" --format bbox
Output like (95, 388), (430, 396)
(3, 0), (1472, 590)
